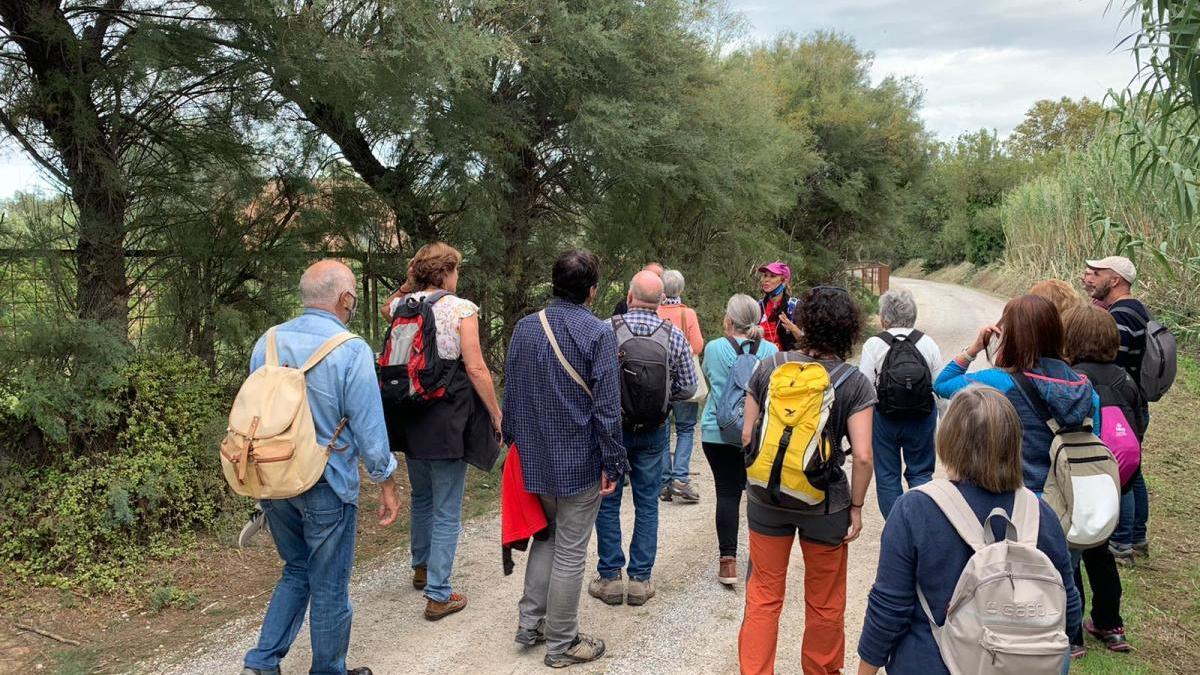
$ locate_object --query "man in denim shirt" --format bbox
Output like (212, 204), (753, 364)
(242, 260), (400, 675)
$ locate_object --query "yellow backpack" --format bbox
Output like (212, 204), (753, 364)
(220, 327), (357, 499)
(747, 359), (853, 506)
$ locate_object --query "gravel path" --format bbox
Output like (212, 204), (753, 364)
(141, 276), (1006, 675)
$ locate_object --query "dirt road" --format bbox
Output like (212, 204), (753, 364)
(146, 277), (1007, 675)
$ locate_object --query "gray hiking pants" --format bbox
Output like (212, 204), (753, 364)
(518, 482), (603, 655)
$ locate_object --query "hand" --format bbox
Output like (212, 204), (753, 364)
(491, 412), (503, 442)
(378, 479), (401, 527)
(779, 312), (801, 337)
(969, 324), (1000, 358)
(600, 472), (618, 496)
(844, 506), (863, 543)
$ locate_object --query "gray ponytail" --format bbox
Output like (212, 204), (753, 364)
(726, 293), (764, 340)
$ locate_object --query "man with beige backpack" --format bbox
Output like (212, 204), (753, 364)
(221, 260), (401, 675)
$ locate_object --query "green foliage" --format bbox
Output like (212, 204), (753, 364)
(1007, 97), (1104, 162)
(148, 585), (200, 613)
(0, 353), (230, 590)
(966, 208), (1006, 265)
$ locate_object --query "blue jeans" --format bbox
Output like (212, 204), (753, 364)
(407, 457), (468, 602)
(663, 401), (699, 485)
(244, 481), (357, 675)
(597, 425), (669, 580)
(872, 409), (937, 518)
(1111, 469), (1149, 546)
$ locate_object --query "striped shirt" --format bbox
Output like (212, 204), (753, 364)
(1109, 298), (1150, 381)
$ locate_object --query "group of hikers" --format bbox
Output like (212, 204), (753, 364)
(218, 243), (1171, 675)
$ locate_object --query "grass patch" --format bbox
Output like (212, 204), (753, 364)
(52, 648), (97, 675)
(1072, 354), (1200, 674)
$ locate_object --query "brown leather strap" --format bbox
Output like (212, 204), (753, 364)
(326, 417), (349, 453)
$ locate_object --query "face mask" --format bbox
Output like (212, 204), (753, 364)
(769, 283), (785, 297)
(344, 294), (359, 325)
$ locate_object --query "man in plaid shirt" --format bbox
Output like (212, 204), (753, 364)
(589, 269), (697, 608)
(504, 249), (627, 668)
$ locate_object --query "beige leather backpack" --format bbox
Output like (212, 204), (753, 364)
(220, 328), (357, 499)
(915, 480), (1070, 674)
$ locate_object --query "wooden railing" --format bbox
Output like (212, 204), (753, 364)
(844, 262), (890, 295)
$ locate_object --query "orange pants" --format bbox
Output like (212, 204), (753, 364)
(738, 530), (849, 675)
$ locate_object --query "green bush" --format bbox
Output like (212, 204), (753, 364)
(0, 352), (232, 590)
(966, 208), (1006, 265)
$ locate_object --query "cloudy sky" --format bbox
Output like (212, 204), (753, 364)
(731, 0), (1140, 139)
(0, 0), (1140, 197)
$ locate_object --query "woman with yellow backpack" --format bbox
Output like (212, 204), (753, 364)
(738, 286), (876, 675)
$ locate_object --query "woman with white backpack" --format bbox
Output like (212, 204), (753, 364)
(857, 387), (1081, 674)
(698, 294), (779, 586)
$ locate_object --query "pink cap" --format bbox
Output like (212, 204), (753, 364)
(757, 261), (791, 279)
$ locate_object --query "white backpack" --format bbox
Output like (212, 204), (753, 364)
(915, 481), (1070, 675)
(220, 328), (357, 499)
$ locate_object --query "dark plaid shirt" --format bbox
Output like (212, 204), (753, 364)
(503, 300), (627, 496)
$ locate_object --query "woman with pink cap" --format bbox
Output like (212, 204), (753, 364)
(757, 261), (799, 351)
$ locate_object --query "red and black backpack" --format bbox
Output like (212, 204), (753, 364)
(377, 290), (457, 411)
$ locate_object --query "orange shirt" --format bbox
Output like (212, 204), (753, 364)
(657, 302), (704, 355)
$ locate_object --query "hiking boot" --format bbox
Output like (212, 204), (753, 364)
(412, 565), (427, 590)
(1133, 540), (1150, 559)
(424, 592), (467, 621)
(718, 556), (737, 587)
(1085, 620), (1132, 653)
(626, 578), (655, 606)
(1110, 542), (1135, 566)
(659, 485), (673, 502)
(240, 668), (280, 675)
(515, 619), (546, 646)
(588, 574), (624, 605)
(1070, 643), (1087, 659)
(671, 479), (700, 503)
(237, 508), (269, 548)
(544, 633), (606, 668)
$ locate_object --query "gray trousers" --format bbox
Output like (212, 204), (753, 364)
(518, 482), (602, 654)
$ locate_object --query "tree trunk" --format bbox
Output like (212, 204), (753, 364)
(497, 144), (540, 350)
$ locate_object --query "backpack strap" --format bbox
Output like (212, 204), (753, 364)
(1009, 487), (1041, 546)
(829, 362), (856, 390)
(725, 336), (741, 353)
(422, 289), (453, 306)
(266, 327), (281, 367)
(908, 329), (925, 343)
(612, 315), (633, 343)
(877, 331), (896, 346)
(1110, 305), (1149, 330)
(539, 310), (593, 399)
(913, 480), (988, 551)
(300, 332), (358, 373)
(1010, 370), (1063, 432)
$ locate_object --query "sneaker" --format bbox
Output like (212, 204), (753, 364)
(1109, 542), (1135, 566)
(626, 578), (655, 606)
(671, 479), (700, 503)
(424, 592), (468, 621)
(1070, 643), (1086, 659)
(237, 508), (269, 548)
(1085, 620), (1132, 652)
(718, 556), (737, 587)
(1133, 540), (1150, 559)
(347, 669), (374, 675)
(588, 574), (624, 605)
(659, 485), (673, 502)
(515, 619), (546, 646)
(240, 668), (280, 675)
(544, 633), (606, 668)
(412, 566), (427, 590)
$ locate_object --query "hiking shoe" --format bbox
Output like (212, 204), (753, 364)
(588, 574), (624, 605)
(515, 619), (546, 646)
(1086, 620), (1132, 652)
(237, 508), (269, 548)
(1109, 542), (1135, 566)
(671, 479), (700, 503)
(1133, 540), (1150, 559)
(347, 669), (374, 675)
(626, 578), (655, 606)
(544, 633), (606, 668)
(412, 566), (427, 590)
(718, 556), (737, 587)
(424, 592), (467, 621)
(1070, 643), (1086, 659)
(659, 485), (673, 502)
(240, 668), (280, 675)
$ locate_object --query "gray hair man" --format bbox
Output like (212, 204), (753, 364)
(590, 269), (697, 607)
(241, 260), (399, 675)
(856, 287), (943, 519)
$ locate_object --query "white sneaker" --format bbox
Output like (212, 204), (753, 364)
(237, 508), (269, 548)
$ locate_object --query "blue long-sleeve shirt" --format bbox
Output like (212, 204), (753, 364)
(249, 309), (397, 505)
(933, 357), (1100, 491)
(858, 481), (1081, 673)
(503, 300), (628, 496)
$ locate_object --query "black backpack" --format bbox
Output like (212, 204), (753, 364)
(376, 291), (458, 412)
(613, 316), (673, 432)
(875, 330), (934, 416)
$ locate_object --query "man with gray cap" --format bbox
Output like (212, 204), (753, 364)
(1082, 255), (1151, 565)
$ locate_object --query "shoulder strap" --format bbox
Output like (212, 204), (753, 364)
(725, 336), (741, 354)
(877, 331), (896, 346)
(423, 289), (452, 306)
(908, 329), (925, 343)
(612, 315), (633, 342)
(829, 362), (856, 390)
(913, 480), (987, 551)
(266, 327), (281, 367)
(300, 332), (358, 373)
(1010, 487), (1041, 546)
(1110, 305), (1149, 328)
(748, 338), (761, 355)
(1010, 370), (1061, 430)
(539, 310), (593, 399)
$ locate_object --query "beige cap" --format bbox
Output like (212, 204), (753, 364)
(1086, 255), (1137, 284)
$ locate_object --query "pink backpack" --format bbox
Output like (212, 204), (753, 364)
(1099, 404), (1141, 487)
